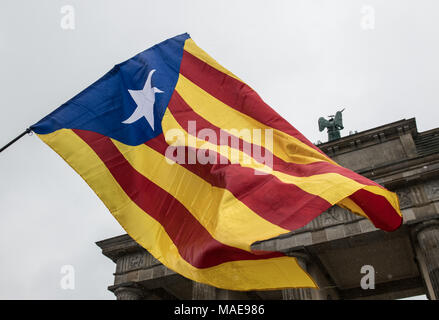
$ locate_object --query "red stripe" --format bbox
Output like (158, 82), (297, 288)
(350, 189), (402, 232)
(180, 49), (326, 156)
(73, 129), (285, 268)
(146, 133), (332, 231)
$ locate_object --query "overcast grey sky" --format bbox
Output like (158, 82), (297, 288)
(0, 0), (436, 299)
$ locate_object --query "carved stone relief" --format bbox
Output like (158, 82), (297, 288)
(116, 252), (160, 274)
(396, 188), (413, 209)
(425, 180), (439, 201)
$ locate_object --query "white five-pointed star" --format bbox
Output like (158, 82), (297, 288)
(122, 69), (163, 130)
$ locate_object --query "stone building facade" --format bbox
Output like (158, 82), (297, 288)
(96, 118), (439, 300)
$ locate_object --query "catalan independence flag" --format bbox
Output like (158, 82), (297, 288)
(31, 33), (402, 290)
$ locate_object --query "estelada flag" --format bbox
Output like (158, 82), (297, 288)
(31, 33), (402, 290)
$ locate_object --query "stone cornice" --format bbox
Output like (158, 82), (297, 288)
(96, 234), (143, 262)
(317, 118), (417, 157)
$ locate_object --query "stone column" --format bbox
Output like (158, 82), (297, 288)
(192, 281), (216, 300)
(412, 220), (439, 300)
(282, 255), (313, 300)
(114, 285), (145, 300)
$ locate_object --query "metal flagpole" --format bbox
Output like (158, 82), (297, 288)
(0, 128), (32, 154)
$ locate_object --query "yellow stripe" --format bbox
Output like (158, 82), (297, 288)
(183, 38), (242, 82)
(37, 129), (316, 290)
(111, 139), (290, 252)
(337, 197), (368, 219)
(175, 74), (335, 166)
(162, 109), (400, 216)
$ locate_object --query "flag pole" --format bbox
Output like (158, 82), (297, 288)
(0, 128), (32, 154)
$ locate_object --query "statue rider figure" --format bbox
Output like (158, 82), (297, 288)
(318, 108), (345, 142)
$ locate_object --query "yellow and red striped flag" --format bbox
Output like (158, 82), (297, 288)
(31, 33), (402, 290)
